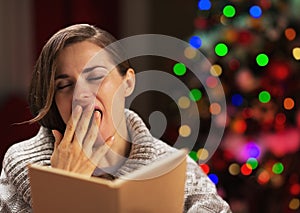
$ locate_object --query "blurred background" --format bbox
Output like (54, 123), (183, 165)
(0, 0), (299, 212)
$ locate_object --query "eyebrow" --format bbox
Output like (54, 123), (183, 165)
(55, 66), (107, 80)
(55, 74), (69, 80)
(82, 65), (107, 74)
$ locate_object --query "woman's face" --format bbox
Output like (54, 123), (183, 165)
(54, 41), (134, 141)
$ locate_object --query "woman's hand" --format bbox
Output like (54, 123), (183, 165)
(50, 105), (114, 176)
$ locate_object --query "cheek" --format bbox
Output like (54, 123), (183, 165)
(55, 94), (72, 124)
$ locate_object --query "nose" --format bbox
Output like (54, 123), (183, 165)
(73, 79), (96, 108)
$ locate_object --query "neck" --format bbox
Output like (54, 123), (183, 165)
(97, 115), (131, 171)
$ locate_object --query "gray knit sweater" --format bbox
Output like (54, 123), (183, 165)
(0, 110), (231, 213)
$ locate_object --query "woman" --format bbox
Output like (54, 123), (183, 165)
(0, 24), (231, 212)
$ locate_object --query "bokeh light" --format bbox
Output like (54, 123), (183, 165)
(228, 163), (240, 175)
(249, 5), (262, 18)
(290, 183), (300, 195)
(246, 157), (258, 170)
(258, 91), (271, 103)
(231, 94), (244, 107)
(198, 0), (211, 11)
(189, 150), (198, 161)
(272, 162), (284, 174)
(215, 43), (229, 56)
(232, 119), (247, 134)
(184, 46), (197, 59)
(209, 103), (222, 115)
(206, 76), (218, 88)
(189, 36), (202, 49)
(223, 5), (236, 18)
(257, 169), (270, 185)
(189, 88), (202, 101)
(241, 163), (252, 176)
(275, 113), (286, 126)
(210, 64), (223, 76)
(285, 28), (296, 41)
(292, 47), (300, 60)
(242, 142), (261, 159)
(173, 62), (186, 76)
(283, 97), (295, 110)
(256, 53), (269, 66)
(197, 148), (209, 161)
(208, 173), (219, 184)
(179, 125), (191, 137)
(200, 163), (210, 174)
(178, 96), (191, 109)
(289, 198), (300, 210)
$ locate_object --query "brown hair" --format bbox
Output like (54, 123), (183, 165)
(28, 24), (131, 133)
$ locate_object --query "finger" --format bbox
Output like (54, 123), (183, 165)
(91, 136), (115, 165)
(63, 105), (82, 143)
(82, 110), (101, 154)
(75, 104), (94, 145)
(52, 130), (63, 148)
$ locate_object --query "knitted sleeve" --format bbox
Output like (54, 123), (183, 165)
(184, 157), (232, 213)
(0, 161), (31, 213)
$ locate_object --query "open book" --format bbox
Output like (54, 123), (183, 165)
(28, 149), (188, 213)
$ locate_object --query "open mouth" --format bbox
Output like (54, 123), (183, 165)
(94, 109), (103, 118)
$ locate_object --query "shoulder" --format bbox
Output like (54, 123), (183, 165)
(2, 127), (54, 175)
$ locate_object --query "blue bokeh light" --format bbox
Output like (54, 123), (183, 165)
(198, 0), (211, 11)
(189, 36), (202, 49)
(208, 173), (219, 185)
(249, 5), (262, 18)
(231, 94), (243, 107)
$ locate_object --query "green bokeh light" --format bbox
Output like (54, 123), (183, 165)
(256, 53), (269, 66)
(173, 62), (187, 76)
(258, 91), (271, 103)
(189, 89), (202, 102)
(215, 43), (228, 57)
(272, 162), (284, 174)
(189, 150), (198, 162)
(223, 5), (236, 18)
(246, 158), (258, 170)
